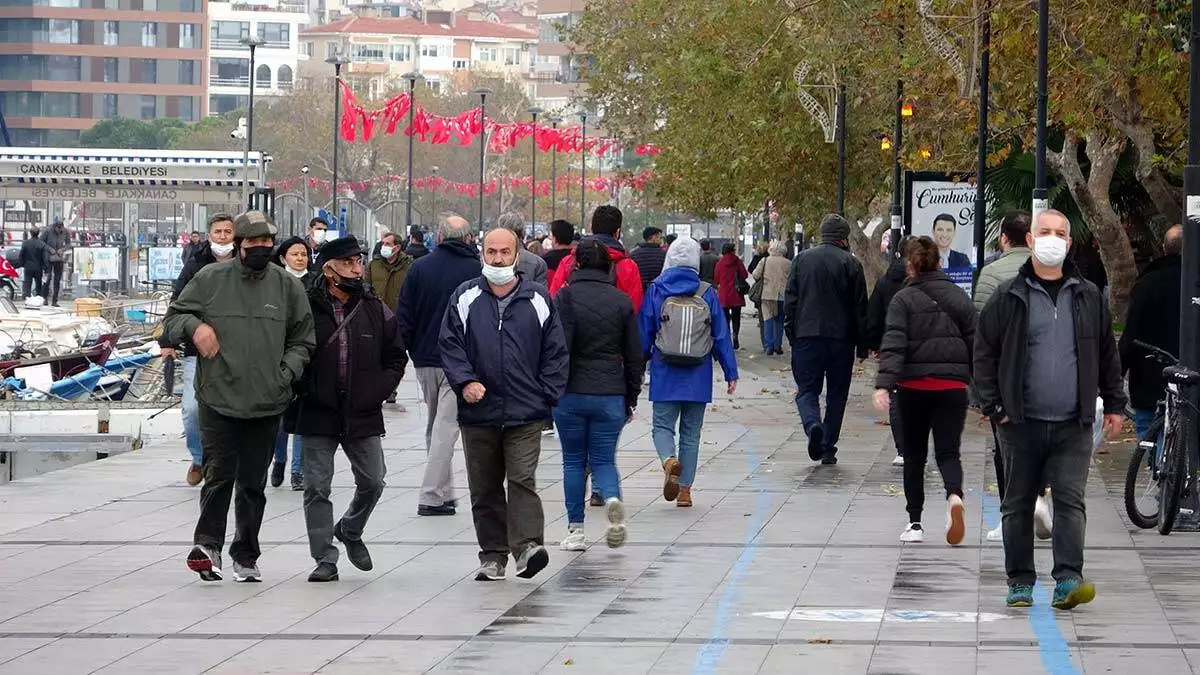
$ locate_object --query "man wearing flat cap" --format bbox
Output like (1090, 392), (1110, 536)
(783, 214), (868, 465)
(164, 210), (316, 583)
(292, 235), (408, 583)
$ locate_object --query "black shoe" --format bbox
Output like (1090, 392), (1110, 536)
(386, 393), (397, 404)
(307, 562), (339, 582)
(807, 424), (825, 461)
(418, 504), (456, 516)
(270, 462), (285, 488)
(443, 500), (458, 508)
(515, 545), (549, 579)
(590, 492), (603, 507)
(821, 453), (838, 465)
(291, 473), (304, 491)
(333, 521), (373, 571)
(186, 545), (222, 582)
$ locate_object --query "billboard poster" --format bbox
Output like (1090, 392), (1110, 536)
(904, 172), (984, 295)
(75, 247), (121, 281)
(148, 247), (187, 282)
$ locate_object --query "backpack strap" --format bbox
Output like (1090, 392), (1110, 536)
(694, 281), (711, 298)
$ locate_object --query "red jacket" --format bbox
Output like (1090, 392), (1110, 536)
(549, 236), (644, 311)
(714, 253), (748, 308)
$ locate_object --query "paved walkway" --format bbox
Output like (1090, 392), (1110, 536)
(1, 347), (1198, 674)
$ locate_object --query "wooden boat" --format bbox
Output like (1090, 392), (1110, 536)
(0, 333), (119, 380)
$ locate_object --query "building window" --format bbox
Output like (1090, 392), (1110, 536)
(425, 78), (441, 93)
(103, 93), (119, 118)
(210, 57), (248, 85)
(180, 24), (196, 49)
(504, 48), (520, 66)
(179, 0), (196, 11)
(48, 19), (78, 44)
(419, 43), (446, 59)
(141, 22), (157, 47)
(136, 58), (157, 83)
(257, 22), (289, 48)
(177, 96), (194, 121)
(452, 58), (468, 70)
(211, 21), (249, 49)
(325, 42), (339, 59)
(0, 55), (79, 81)
(348, 44), (386, 62)
(179, 59), (195, 85)
(277, 64), (293, 89)
(209, 94), (247, 115)
(140, 95), (156, 119)
(103, 20), (119, 46)
(143, 0), (155, 9)
(103, 57), (118, 82)
(389, 44), (410, 62)
(255, 63), (270, 87)
(303, 41), (314, 57)
(44, 92), (78, 117)
(477, 47), (497, 62)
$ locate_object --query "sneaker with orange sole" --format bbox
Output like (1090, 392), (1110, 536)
(945, 494), (965, 546)
(677, 486), (692, 507)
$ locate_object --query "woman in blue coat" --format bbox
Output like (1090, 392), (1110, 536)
(639, 236), (739, 507)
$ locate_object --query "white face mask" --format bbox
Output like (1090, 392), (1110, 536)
(482, 262), (517, 286)
(286, 267), (307, 278)
(210, 242), (234, 257)
(1032, 235), (1068, 267)
(380, 245), (395, 258)
(311, 229), (327, 244)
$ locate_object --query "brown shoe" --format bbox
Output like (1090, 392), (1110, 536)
(677, 486), (692, 508)
(662, 457), (682, 501)
(186, 463), (203, 486)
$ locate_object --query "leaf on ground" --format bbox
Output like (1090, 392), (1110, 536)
(808, 637), (833, 644)
(873, 419), (891, 426)
(881, 483), (903, 497)
(563, 657), (574, 665)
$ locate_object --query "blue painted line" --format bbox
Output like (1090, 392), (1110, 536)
(982, 494), (1079, 675)
(691, 451), (769, 675)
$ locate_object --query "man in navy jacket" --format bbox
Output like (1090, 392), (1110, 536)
(396, 213), (481, 517)
(440, 227), (569, 582)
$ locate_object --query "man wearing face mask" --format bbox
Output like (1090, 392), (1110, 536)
(160, 213), (237, 486)
(306, 217), (330, 270)
(440, 227), (569, 581)
(163, 210), (315, 583)
(293, 235), (408, 582)
(974, 209), (1125, 611)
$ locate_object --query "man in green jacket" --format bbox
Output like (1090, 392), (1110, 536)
(164, 210), (316, 583)
(974, 211), (1032, 311)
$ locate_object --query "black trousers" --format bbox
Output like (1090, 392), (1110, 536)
(194, 404), (281, 565)
(723, 307), (741, 346)
(22, 269), (43, 299)
(460, 422), (545, 566)
(44, 261), (64, 305)
(897, 387), (967, 523)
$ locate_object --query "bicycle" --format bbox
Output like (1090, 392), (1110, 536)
(1122, 340), (1200, 535)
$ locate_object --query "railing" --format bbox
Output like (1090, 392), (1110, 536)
(209, 76), (249, 86)
(259, 39), (290, 49)
(211, 37), (248, 50)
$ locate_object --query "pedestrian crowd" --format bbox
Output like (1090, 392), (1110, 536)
(162, 201), (1174, 615)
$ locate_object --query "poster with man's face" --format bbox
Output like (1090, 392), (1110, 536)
(905, 174), (986, 294)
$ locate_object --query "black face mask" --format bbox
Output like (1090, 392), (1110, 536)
(335, 276), (364, 295)
(242, 246), (273, 271)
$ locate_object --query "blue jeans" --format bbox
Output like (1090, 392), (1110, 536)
(275, 423), (303, 476)
(1132, 407), (1163, 459)
(181, 356), (202, 465)
(555, 393), (625, 525)
(764, 316), (785, 352)
(652, 401), (707, 487)
(791, 336), (856, 456)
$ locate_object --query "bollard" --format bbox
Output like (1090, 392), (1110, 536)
(97, 403), (110, 435)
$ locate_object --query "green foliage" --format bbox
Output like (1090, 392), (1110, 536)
(79, 117), (192, 150)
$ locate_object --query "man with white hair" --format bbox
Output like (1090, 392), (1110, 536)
(497, 211), (548, 283)
(396, 213), (482, 517)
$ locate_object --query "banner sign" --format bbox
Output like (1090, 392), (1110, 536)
(75, 247), (121, 281)
(0, 185), (243, 204)
(0, 150), (261, 186)
(148, 247), (187, 282)
(904, 171), (987, 294)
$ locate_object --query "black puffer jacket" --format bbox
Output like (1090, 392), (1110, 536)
(875, 271), (976, 390)
(864, 257), (907, 352)
(629, 243), (666, 288)
(289, 277), (408, 439)
(555, 268), (645, 411)
(1119, 255), (1181, 410)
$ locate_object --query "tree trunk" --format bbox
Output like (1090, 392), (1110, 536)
(1047, 132), (1139, 324)
(1114, 117), (1183, 226)
(847, 193), (889, 292)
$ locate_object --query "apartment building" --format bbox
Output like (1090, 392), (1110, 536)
(0, 0), (209, 147)
(207, 0), (310, 114)
(298, 10), (536, 99)
(534, 0), (586, 111)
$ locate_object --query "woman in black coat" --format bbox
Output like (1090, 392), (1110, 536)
(872, 236), (976, 546)
(269, 236), (314, 489)
(553, 238), (645, 552)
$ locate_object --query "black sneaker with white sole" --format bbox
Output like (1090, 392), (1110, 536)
(515, 545), (549, 579)
(231, 560), (261, 582)
(186, 545), (222, 581)
(475, 560), (506, 581)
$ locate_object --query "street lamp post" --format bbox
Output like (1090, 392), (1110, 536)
(240, 35), (266, 211)
(325, 50), (351, 228)
(430, 165), (439, 222)
(579, 111), (587, 228)
(835, 83), (846, 216)
(889, 6), (906, 259)
(527, 106), (543, 233)
(550, 117), (561, 221)
(974, 1), (991, 285)
(473, 88), (492, 228)
(301, 165), (310, 221)
(402, 72), (424, 230)
(1032, 0), (1049, 218)
(1179, 0), (1200, 518)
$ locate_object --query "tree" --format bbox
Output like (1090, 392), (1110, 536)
(80, 117), (191, 149)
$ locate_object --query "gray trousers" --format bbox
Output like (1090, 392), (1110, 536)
(997, 420), (1091, 586)
(301, 435), (387, 565)
(416, 367), (460, 507)
(460, 422), (544, 566)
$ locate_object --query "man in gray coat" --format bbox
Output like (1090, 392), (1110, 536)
(498, 211), (547, 284)
(40, 217), (70, 306)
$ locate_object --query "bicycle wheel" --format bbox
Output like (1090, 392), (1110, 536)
(1158, 415), (1187, 535)
(1125, 419), (1163, 529)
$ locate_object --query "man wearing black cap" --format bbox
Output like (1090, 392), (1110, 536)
(783, 214), (868, 465)
(163, 210), (316, 583)
(294, 235), (408, 582)
(40, 216), (70, 306)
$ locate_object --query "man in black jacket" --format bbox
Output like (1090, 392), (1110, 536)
(784, 214), (868, 464)
(18, 226), (49, 300)
(39, 217), (70, 306)
(698, 239), (719, 284)
(397, 213), (482, 517)
(542, 219), (575, 276)
(865, 243), (911, 467)
(405, 225), (430, 259)
(629, 226), (666, 289)
(1120, 224), (1181, 441)
(297, 235), (407, 583)
(305, 217), (329, 270)
(974, 209), (1125, 611)
(161, 213), (237, 486)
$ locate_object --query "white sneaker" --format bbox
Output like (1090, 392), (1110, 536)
(560, 527), (586, 551)
(892, 454), (905, 467)
(985, 524), (1004, 542)
(1034, 494), (1053, 540)
(945, 494), (965, 546)
(604, 497), (627, 549)
(900, 523), (924, 543)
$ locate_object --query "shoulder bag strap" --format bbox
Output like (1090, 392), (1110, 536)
(912, 285), (967, 339)
(322, 300), (366, 350)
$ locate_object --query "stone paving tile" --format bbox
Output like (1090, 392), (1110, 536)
(0, 638), (55, 667)
(204, 638), (364, 674)
(430, 640), (564, 674)
(0, 637), (154, 674)
(317, 639), (467, 674)
(93, 637), (260, 675)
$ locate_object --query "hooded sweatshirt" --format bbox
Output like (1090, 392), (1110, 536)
(549, 233), (643, 311)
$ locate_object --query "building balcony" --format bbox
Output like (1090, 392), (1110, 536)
(536, 80), (585, 99)
(211, 75), (250, 87)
